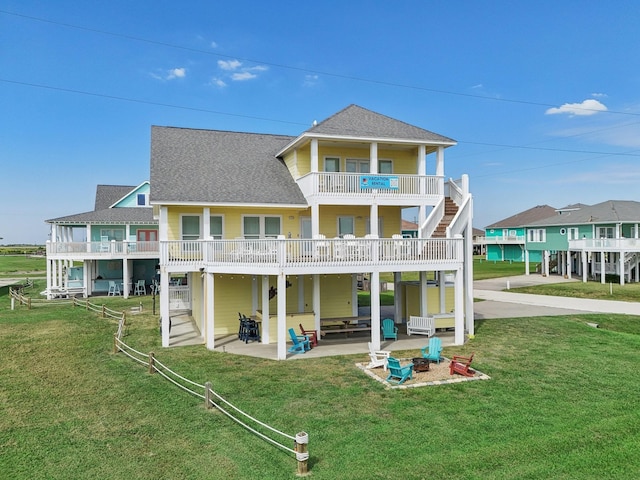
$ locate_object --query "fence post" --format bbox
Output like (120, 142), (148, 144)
(113, 333), (119, 354)
(204, 381), (212, 409)
(102, 305), (106, 318)
(11, 296), (15, 310)
(148, 352), (155, 374)
(86, 299), (89, 310)
(295, 431), (309, 476)
(28, 297), (31, 310)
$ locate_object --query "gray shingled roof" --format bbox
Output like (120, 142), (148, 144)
(305, 104), (456, 143)
(47, 208), (155, 225)
(485, 205), (557, 229)
(150, 127), (307, 205)
(95, 185), (136, 210)
(47, 184), (155, 224)
(528, 200), (640, 226)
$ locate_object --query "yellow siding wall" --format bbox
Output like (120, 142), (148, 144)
(318, 205), (403, 237)
(167, 206), (314, 240)
(208, 274), (354, 336)
(403, 283), (455, 317)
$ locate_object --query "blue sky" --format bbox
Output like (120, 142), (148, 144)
(2, 1), (640, 244)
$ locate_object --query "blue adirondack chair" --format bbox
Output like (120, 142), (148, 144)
(288, 328), (311, 354)
(421, 337), (443, 364)
(386, 357), (413, 384)
(381, 318), (398, 341)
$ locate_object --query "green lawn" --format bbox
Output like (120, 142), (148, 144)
(0, 254), (46, 278)
(2, 289), (640, 479)
(510, 280), (640, 303)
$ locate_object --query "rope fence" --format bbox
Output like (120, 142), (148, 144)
(6, 285), (310, 475)
(113, 334), (309, 475)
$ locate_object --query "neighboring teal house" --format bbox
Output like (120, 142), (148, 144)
(45, 182), (159, 298)
(524, 201), (640, 284)
(483, 205), (556, 262)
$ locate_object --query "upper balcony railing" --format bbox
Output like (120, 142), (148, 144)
(46, 240), (159, 257)
(476, 235), (525, 245)
(160, 237), (463, 270)
(569, 238), (640, 251)
(297, 172), (444, 199)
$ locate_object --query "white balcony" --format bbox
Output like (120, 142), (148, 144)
(46, 240), (159, 260)
(161, 237), (464, 274)
(476, 235), (525, 245)
(569, 238), (640, 252)
(297, 172), (445, 205)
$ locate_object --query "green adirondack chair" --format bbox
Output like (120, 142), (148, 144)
(421, 337), (443, 364)
(386, 357), (413, 384)
(381, 318), (398, 340)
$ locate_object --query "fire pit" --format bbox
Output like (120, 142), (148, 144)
(412, 357), (430, 372)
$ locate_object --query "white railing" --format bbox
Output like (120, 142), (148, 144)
(298, 172), (444, 197)
(476, 235), (526, 245)
(569, 238), (640, 251)
(161, 237), (464, 269)
(46, 240), (159, 256)
(448, 178), (464, 206)
(420, 197), (445, 238)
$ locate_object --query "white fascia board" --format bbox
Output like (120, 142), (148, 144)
(276, 133), (456, 157)
(109, 181), (150, 209)
(151, 201), (308, 209)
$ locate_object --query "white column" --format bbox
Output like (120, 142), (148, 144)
(620, 252), (625, 286)
(464, 227), (474, 337)
(370, 271), (381, 350)
(369, 204), (378, 237)
(439, 271), (446, 313)
(82, 260), (88, 297)
(46, 250), (52, 299)
(276, 273), (287, 360)
(313, 274), (321, 336)
(420, 271), (428, 317)
(600, 252), (606, 284)
(160, 267), (170, 347)
(454, 267), (464, 345)
(122, 259), (130, 299)
(261, 275), (270, 344)
(370, 142), (378, 174)
(566, 251), (572, 279)
(582, 251), (588, 282)
(351, 274), (358, 317)
(417, 145), (426, 175)
(544, 251), (550, 276)
(205, 272), (215, 350)
(203, 207), (210, 239)
(310, 139), (318, 172)
(436, 147), (445, 177)
(636, 257), (640, 283)
(311, 204), (320, 238)
(525, 250), (530, 275)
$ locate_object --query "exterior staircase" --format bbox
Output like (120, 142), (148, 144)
(431, 198), (459, 238)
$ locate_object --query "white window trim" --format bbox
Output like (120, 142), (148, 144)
(337, 216), (355, 237)
(527, 228), (546, 243)
(241, 214), (282, 238)
(180, 213), (202, 240)
(323, 156), (341, 172)
(209, 214), (225, 239)
(378, 158), (394, 174)
(345, 158), (370, 173)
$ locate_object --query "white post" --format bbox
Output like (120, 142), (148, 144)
(310, 139), (318, 172)
(276, 273), (287, 360)
(619, 252), (625, 286)
(566, 251), (572, 279)
(370, 142), (378, 174)
(313, 274), (321, 336)
(206, 272), (215, 350)
(370, 271), (381, 350)
(525, 250), (530, 275)
(601, 251), (606, 284)
(454, 267), (464, 345)
(160, 267), (170, 347)
(582, 251), (588, 283)
(261, 275), (270, 344)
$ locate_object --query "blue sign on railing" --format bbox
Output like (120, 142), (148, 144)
(359, 175), (399, 189)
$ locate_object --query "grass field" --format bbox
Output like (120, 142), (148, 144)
(2, 284), (640, 479)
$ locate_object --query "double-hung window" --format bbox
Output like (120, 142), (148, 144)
(597, 227), (614, 239)
(527, 228), (546, 243)
(210, 215), (223, 239)
(338, 216), (355, 237)
(242, 216), (281, 239)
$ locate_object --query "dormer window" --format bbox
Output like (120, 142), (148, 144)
(137, 193), (149, 206)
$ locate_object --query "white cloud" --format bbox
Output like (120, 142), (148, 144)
(591, 92), (607, 98)
(232, 71), (256, 81)
(471, 84), (483, 89)
(210, 41), (218, 48)
(304, 74), (319, 87)
(167, 67), (186, 80)
(210, 77), (226, 88)
(545, 99), (608, 116)
(218, 59), (242, 71)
